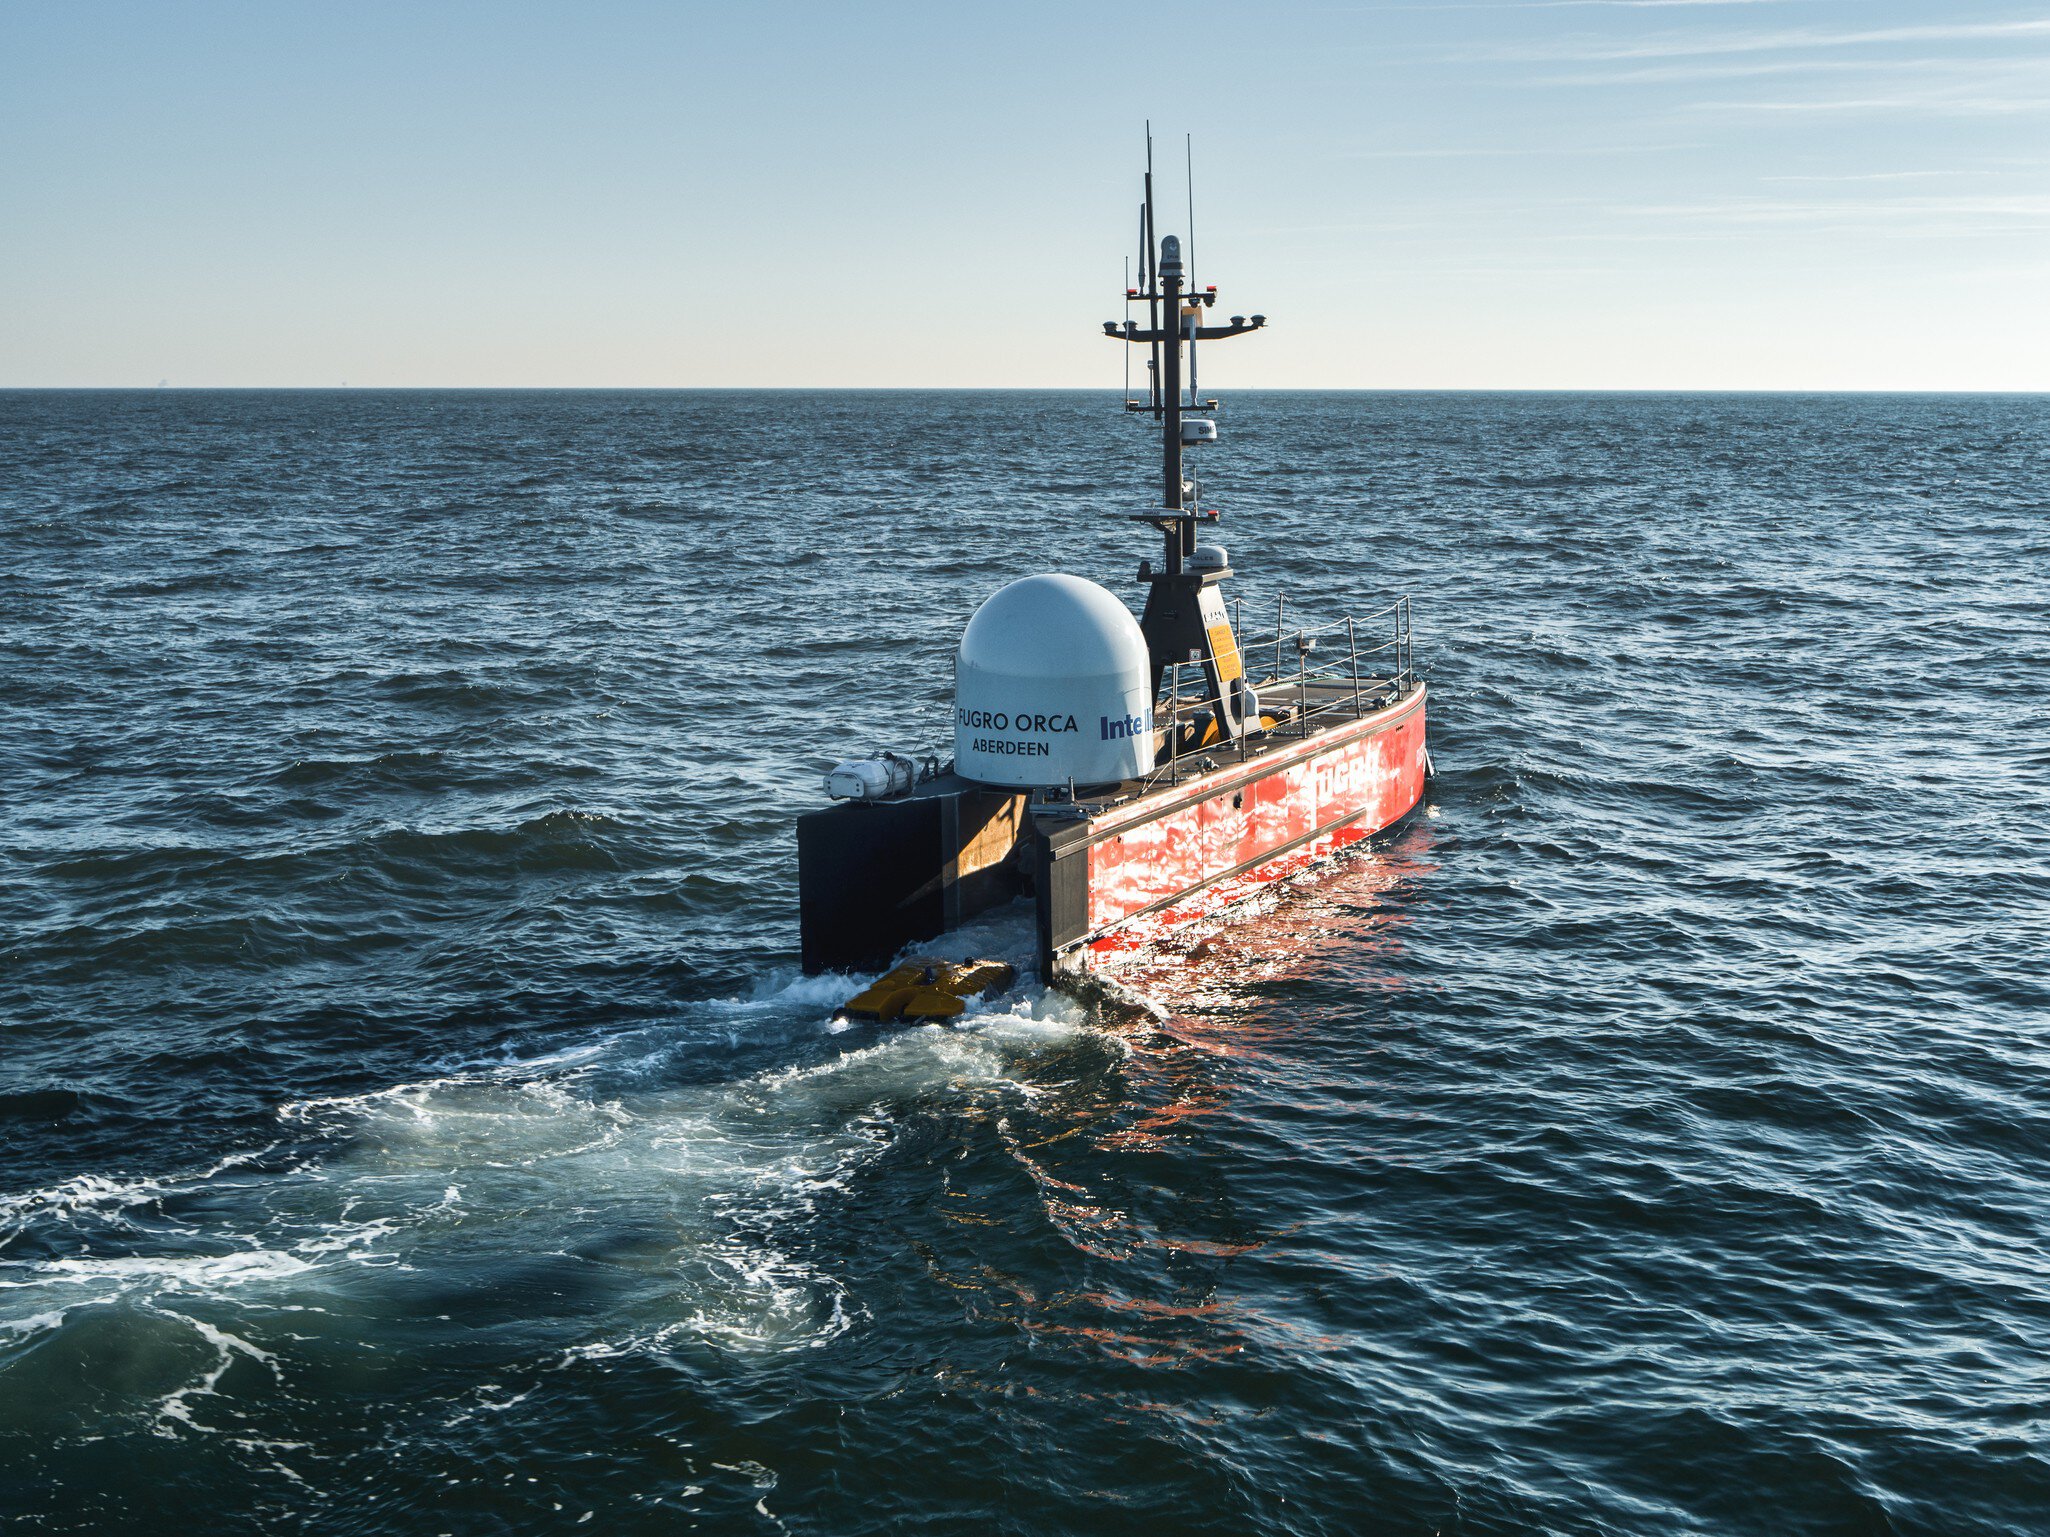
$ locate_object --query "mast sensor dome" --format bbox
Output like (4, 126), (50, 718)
(955, 574), (1153, 789)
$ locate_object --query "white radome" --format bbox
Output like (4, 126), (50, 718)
(954, 573), (1154, 788)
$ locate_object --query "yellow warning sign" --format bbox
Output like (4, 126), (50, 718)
(1207, 621), (1243, 683)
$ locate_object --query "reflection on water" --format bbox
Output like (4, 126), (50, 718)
(910, 832), (1440, 1434)
(1102, 821), (1440, 1039)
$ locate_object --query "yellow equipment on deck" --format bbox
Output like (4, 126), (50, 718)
(837, 958), (1017, 1023)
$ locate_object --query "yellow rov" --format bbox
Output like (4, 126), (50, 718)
(836, 958), (1017, 1024)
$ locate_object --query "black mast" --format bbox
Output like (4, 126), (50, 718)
(1161, 234), (1183, 561)
(1103, 135), (1268, 743)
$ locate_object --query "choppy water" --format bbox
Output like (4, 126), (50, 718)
(3, 389), (2048, 1535)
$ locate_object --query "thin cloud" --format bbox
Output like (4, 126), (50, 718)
(1688, 63), (2050, 116)
(1343, 142), (1702, 157)
(1267, 188), (2050, 246)
(1543, 55), (2002, 85)
(1528, 33), (2050, 118)
(1364, 0), (1840, 10)
(1701, 93), (2050, 114)
(1493, 18), (2050, 62)
(1762, 170), (1960, 182)
(1633, 195), (2050, 219)
(1609, 193), (2050, 240)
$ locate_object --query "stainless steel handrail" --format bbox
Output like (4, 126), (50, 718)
(1137, 594), (1418, 789)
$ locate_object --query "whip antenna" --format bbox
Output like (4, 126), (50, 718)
(1144, 123), (1161, 416)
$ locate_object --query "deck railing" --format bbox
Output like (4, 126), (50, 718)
(1139, 595), (1418, 790)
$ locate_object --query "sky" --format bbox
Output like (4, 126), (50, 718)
(2, 0), (2045, 389)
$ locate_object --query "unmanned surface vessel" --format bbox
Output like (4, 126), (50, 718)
(800, 139), (1428, 980)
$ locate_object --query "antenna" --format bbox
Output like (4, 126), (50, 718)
(1186, 133), (1199, 410)
(1144, 123), (1161, 417)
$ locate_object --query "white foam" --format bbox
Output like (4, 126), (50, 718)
(745, 968), (861, 1010)
(0, 954), (1107, 1379)
(0, 1171), (176, 1234)
(0, 1307), (69, 1340)
(6, 1249), (315, 1291)
(152, 1312), (280, 1436)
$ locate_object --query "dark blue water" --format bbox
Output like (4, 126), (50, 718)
(4, 389), (2047, 1535)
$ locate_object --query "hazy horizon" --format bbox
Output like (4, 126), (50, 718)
(6, 0), (2046, 392)
(8, 385), (2048, 396)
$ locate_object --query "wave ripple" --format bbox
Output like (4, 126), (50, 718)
(4, 389), (2049, 1535)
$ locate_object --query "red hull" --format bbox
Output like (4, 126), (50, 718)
(1066, 687), (1428, 963)
(798, 688), (1429, 979)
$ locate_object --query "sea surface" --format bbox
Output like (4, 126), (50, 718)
(2, 388), (2047, 1535)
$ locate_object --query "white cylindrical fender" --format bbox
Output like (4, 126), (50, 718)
(823, 753), (916, 801)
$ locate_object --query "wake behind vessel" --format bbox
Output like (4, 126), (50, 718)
(800, 138), (1429, 980)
